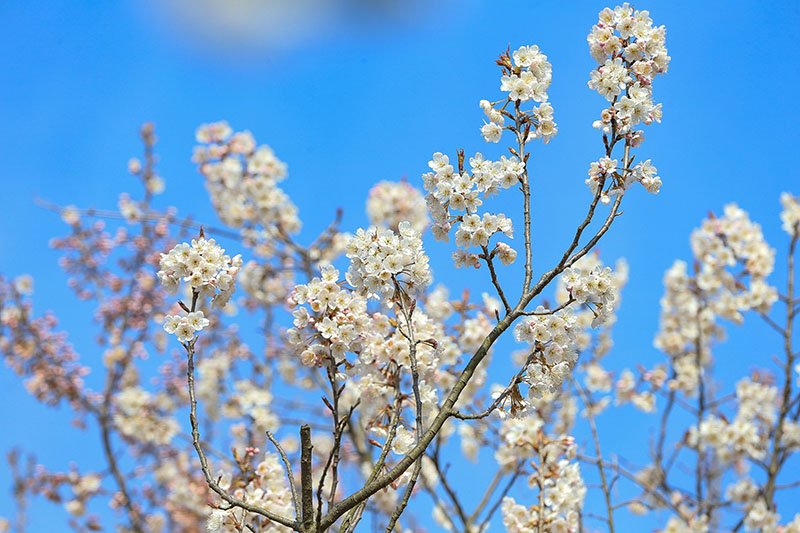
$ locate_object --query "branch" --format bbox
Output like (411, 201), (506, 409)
(764, 231), (798, 505)
(481, 245), (512, 315)
(428, 446), (471, 532)
(451, 351), (535, 420)
(479, 461), (525, 529)
(35, 197), (242, 241)
(266, 430), (301, 524)
(385, 289), (425, 532)
(300, 424), (314, 532)
(340, 371), (403, 533)
(185, 341), (297, 530)
(574, 381), (615, 532)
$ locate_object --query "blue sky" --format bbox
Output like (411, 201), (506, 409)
(1, 0), (799, 530)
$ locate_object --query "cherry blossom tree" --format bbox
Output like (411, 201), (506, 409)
(2, 4), (799, 533)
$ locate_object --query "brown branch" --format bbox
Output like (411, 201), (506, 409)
(428, 445), (471, 532)
(300, 424), (314, 532)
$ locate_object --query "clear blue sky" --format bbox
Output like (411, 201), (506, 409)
(1, 0), (799, 530)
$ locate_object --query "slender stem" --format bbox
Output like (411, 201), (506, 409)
(316, 358), (344, 530)
(520, 296), (575, 316)
(35, 197), (243, 241)
(340, 372), (402, 533)
(266, 430), (301, 524)
(99, 409), (145, 533)
(98, 334), (149, 533)
(517, 101), (533, 295)
(536, 432), (546, 532)
(429, 447), (471, 532)
(385, 289), (424, 532)
(482, 244), (512, 314)
(764, 232), (797, 505)
(654, 371), (676, 485)
(695, 314), (706, 518)
(480, 461), (525, 528)
(575, 382), (615, 533)
(186, 342), (297, 530)
(451, 352), (535, 420)
(576, 454), (685, 517)
(469, 468), (505, 524)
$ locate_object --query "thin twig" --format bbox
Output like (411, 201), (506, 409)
(266, 430), (301, 523)
(186, 339), (297, 529)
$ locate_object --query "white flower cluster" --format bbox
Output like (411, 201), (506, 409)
(158, 237), (243, 308)
(780, 192), (800, 237)
(691, 203), (775, 284)
(193, 121), (301, 236)
(725, 477), (759, 505)
(631, 159), (661, 193)
(655, 205), (778, 395)
(613, 369), (658, 413)
(525, 359), (573, 400)
(585, 157), (617, 200)
(480, 45), (557, 145)
(741, 505), (800, 533)
(113, 386), (179, 446)
(163, 311), (210, 343)
(587, 4), (669, 134)
(366, 180), (429, 233)
(527, 102), (557, 144)
(743, 500), (780, 532)
(654, 260), (718, 367)
(368, 309), (459, 407)
(424, 152), (518, 267)
(345, 222), (431, 300)
(494, 415), (542, 467)
(560, 254), (628, 349)
(514, 309), (579, 399)
(502, 45), (552, 102)
(61, 473), (103, 518)
(586, 156), (662, 204)
(561, 263), (617, 325)
(158, 237), (241, 343)
(118, 192), (143, 223)
(660, 515), (710, 533)
(500, 460), (585, 533)
(513, 255), (625, 400)
(287, 265), (375, 365)
(237, 260), (294, 307)
(688, 378), (776, 462)
(224, 381), (279, 434)
(588, 57), (630, 102)
(494, 242), (518, 266)
(455, 213), (513, 249)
